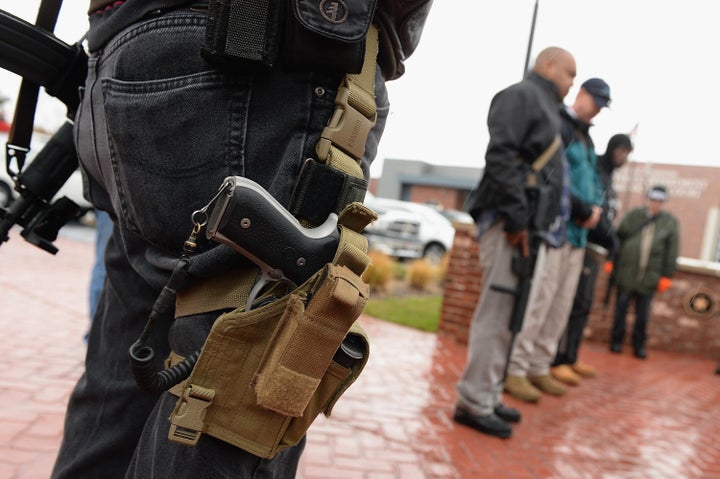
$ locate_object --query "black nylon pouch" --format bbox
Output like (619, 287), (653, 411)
(283, 0), (377, 73)
(201, 0), (284, 68)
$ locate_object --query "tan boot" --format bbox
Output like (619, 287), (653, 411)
(550, 365), (581, 386)
(528, 374), (566, 396)
(504, 375), (541, 403)
(572, 361), (596, 378)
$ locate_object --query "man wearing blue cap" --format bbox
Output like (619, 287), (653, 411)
(504, 78), (610, 402)
(580, 78), (612, 109)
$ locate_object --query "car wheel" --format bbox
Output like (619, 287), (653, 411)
(0, 180), (14, 208)
(423, 243), (446, 264)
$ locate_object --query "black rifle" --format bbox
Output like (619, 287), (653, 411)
(0, 8), (88, 253)
(0, 122), (80, 253)
(490, 233), (541, 382)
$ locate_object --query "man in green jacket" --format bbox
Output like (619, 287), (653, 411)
(610, 185), (679, 358)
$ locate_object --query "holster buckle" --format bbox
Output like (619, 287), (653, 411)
(168, 385), (215, 446)
(317, 85), (376, 163)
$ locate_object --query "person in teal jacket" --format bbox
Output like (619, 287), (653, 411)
(561, 80), (607, 250)
(610, 185), (679, 358)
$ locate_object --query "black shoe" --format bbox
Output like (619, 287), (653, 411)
(610, 343), (622, 353)
(634, 347), (647, 359)
(453, 407), (512, 439)
(494, 403), (521, 423)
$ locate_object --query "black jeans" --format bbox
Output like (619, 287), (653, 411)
(52, 7), (388, 478)
(610, 289), (653, 351)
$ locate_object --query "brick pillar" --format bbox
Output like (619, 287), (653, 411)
(438, 223), (481, 345)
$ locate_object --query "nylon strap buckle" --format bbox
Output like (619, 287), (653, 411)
(317, 85), (376, 163)
(168, 385), (215, 446)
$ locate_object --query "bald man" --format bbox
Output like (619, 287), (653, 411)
(459, 47), (576, 439)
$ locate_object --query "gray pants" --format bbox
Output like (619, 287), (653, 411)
(508, 243), (584, 377)
(456, 222), (518, 416)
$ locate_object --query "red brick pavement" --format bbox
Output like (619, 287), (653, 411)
(2, 228), (720, 478)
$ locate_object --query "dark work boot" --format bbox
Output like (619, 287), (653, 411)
(610, 343), (622, 353)
(493, 403), (521, 423)
(634, 347), (647, 359)
(453, 406), (512, 439)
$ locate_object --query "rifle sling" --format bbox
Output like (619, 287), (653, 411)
(6, 0), (64, 175)
(531, 134), (561, 172)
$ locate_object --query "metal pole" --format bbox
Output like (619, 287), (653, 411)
(523, 0), (539, 78)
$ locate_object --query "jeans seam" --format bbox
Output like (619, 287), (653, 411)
(100, 13), (206, 64)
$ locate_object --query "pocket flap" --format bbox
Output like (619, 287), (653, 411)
(293, 0), (377, 42)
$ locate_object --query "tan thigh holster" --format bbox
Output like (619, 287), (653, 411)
(167, 209), (375, 458)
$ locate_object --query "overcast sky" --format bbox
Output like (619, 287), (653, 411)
(1, 1), (718, 178)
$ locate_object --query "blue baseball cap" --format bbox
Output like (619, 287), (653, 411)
(581, 78), (611, 108)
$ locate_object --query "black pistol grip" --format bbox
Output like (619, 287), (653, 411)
(207, 177), (340, 286)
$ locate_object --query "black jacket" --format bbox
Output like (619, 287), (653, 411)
(586, 135), (632, 254)
(466, 72), (565, 233)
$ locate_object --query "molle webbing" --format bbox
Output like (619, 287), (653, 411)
(289, 25), (379, 227)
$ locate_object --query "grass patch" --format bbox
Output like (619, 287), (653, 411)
(364, 295), (442, 332)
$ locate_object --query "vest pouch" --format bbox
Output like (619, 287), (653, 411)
(283, 0), (378, 73)
(201, 0), (284, 68)
(279, 322), (369, 448)
(168, 263), (370, 459)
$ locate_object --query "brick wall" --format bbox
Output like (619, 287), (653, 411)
(440, 226), (720, 359)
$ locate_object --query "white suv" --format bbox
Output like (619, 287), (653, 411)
(363, 192), (455, 263)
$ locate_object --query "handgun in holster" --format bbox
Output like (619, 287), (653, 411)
(154, 175), (376, 459)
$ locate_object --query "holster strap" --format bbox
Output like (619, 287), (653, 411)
(334, 225), (371, 277)
(289, 25), (378, 227)
(175, 268), (257, 318)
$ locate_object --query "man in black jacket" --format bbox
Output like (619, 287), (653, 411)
(456, 46), (576, 439)
(551, 133), (633, 385)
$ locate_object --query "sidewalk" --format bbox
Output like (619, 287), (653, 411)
(1, 229), (720, 479)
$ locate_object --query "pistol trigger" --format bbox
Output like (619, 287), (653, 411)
(245, 269), (298, 312)
(245, 276), (267, 312)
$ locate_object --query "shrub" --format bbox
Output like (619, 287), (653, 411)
(393, 260), (407, 280)
(407, 259), (437, 292)
(363, 251), (395, 292)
